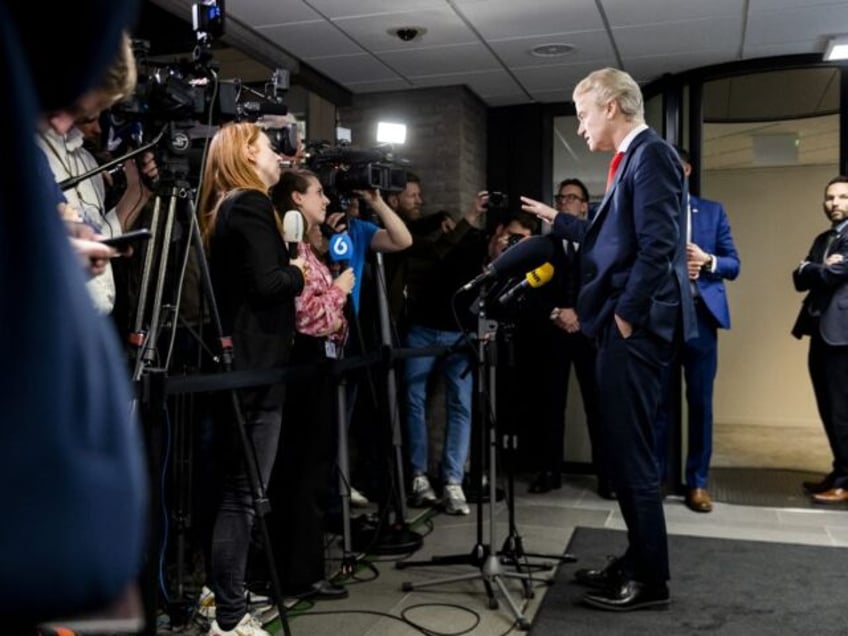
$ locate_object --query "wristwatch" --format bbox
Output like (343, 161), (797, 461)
(701, 254), (715, 273)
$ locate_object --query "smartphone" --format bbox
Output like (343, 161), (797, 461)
(99, 228), (152, 250)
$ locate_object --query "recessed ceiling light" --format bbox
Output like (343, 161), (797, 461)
(531, 43), (575, 58)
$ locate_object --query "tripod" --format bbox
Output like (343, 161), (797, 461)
(349, 251), (423, 555)
(129, 178), (291, 636)
(396, 286), (543, 631)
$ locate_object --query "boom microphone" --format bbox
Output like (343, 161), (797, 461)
(497, 262), (555, 305)
(282, 209), (304, 257)
(458, 234), (558, 292)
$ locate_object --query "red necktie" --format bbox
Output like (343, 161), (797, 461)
(606, 151), (624, 192)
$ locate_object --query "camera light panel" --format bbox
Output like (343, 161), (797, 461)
(376, 122), (406, 144)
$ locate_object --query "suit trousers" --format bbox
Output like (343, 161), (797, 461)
(808, 331), (848, 486)
(655, 302), (719, 488)
(596, 320), (673, 584)
(534, 325), (603, 479)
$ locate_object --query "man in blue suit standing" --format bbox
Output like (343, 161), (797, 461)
(522, 67), (696, 611)
(655, 147), (740, 513)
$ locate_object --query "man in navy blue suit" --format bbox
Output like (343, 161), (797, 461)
(655, 147), (740, 513)
(522, 67), (696, 612)
(792, 175), (848, 503)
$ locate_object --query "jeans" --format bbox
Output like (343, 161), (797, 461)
(209, 403), (282, 629)
(404, 324), (472, 485)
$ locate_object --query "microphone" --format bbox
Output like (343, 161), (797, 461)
(282, 209), (304, 257)
(459, 234), (558, 292)
(328, 232), (353, 277)
(497, 262), (554, 305)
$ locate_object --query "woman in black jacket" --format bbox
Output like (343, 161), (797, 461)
(198, 122), (305, 636)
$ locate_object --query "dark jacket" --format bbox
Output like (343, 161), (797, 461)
(209, 189), (304, 406)
(552, 128), (696, 344)
(792, 224), (848, 345)
(385, 213), (486, 333)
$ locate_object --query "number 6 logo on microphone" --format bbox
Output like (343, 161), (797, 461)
(329, 233), (353, 262)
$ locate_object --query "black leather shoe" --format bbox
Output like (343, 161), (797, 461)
(574, 556), (624, 590)
(528, 471), (551, 494)
(597, 481), (616, 500)
(803, 475), (835, 494)
(287, 579), (349, 601)
(529, 470), (560, 493)
(583, 580), (670, 612)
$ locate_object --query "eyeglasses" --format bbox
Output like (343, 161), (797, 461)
(554, 193), (586, 204)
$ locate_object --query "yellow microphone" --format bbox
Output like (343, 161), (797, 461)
(497, 262), (554, 305)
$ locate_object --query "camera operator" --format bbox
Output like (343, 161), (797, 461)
(320, 189), (412, 506)
(383, 175), (488, 515)
(37, 31), (158, 315)
(324, 189), (412, 313)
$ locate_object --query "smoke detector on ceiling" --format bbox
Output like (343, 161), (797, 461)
(531, 43), (575, 58)
(389, 26), (427, 42)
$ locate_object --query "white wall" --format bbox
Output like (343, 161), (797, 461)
(704, 164), (836, 429)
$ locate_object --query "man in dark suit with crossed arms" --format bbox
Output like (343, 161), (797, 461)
(522, 67), (696, 611)
(792, 175), (848, 503)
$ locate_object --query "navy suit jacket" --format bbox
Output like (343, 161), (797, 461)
(690, 195), (740, 329)
(792, 225), (848, 345)
(552, 128), (696, 343)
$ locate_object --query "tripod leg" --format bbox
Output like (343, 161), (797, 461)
(491, 575), (531, 631)
(336, 376), (360, 575)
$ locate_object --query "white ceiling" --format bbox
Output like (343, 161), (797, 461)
(150, 0), (848, 107)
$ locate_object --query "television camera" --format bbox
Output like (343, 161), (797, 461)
(303, 142), (409, 211)
(108, 1), (296, 186)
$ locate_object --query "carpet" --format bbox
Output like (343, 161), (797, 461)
(710, 467), (848, 509)
(530, 527), (848, 635)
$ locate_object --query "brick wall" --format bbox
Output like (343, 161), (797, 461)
(339, 86), (487, 220)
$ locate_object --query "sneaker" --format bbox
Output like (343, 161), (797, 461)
(246, 588), (272, 614)
(198, 585), (216, 619)
(201, 587), (270, 623)
(350, 486), (370, 508)
(411, 474), (438, 507)
(208, 612), (269, 636)
(443, 483), (470, 515)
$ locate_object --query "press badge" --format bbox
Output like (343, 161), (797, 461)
(324, 339), (338, 359)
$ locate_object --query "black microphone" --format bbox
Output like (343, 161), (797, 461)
(282, 209), (304, 257)
(497, 262), (554, 305)
(458, 234), (558, 292)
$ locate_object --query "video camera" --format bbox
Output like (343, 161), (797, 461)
(303, 142), (409, 211)
(108, 1), (297, 184)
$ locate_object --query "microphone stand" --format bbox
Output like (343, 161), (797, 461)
(397, 282), (543, 631)
(494, 312), (577, 571)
